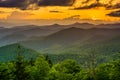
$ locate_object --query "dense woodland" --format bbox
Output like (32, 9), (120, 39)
(0, 46), (120, 80)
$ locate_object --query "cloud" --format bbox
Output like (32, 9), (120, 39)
(107, 10), (120, 17)
(0, 0), (28, 10)
(7, 11), (34, 20)
(38, 0), (75, 6)
(74, 3), (101, 10)
(73, 0), (120, 9)
(64, 15), (80, 20)
(0, 0), (75, 10)
(107, 3), (120, 9)
(0, 0), (120, 10)
(0, 0), (43, 10)
(49, 10), (63, 13)
(0, 11), (6, 13)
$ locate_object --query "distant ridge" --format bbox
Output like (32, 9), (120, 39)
(20, 26), (120, 53)
(51, 23), (61, 26)
(0, 23), (120, 63)
(0, 22), (120, 48)
(0, 27), (4, 29)
(4, 22), (120, 29)
(70, 22), (94, 26)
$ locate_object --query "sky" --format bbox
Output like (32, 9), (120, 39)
(0, 0), (120, 26)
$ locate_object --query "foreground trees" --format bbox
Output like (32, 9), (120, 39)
(49, 59), (81, 80)
(26, 55), (50, 80)
(0, 53), (120, 80)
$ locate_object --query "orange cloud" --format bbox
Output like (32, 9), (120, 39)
(6, 11), (34, 20)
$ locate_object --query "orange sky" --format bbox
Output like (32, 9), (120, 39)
(0, 0), (120, 24)
(0, 6), (120, 21)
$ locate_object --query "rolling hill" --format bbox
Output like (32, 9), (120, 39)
(0, 24), (65, 47)
(18, 27), (120, 64)
(20, 27), (120, 52)
(0, 23), (120, 64)
(0, 43), (39, 62)
(0, 34), (27, 47)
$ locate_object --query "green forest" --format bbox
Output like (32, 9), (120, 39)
(0, 45), (120, 80)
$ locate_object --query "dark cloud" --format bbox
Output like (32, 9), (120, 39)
(73, 0), (120, 10)
(0, 0), (120, 10)
(81, 0), (90, 4)
(107, 10), (120, 17)
(0, 0), (32, 10)
(0, 0), (75, 10)
(49, 10), (63, 13)
(0, 0), (39, 10)
(73, 0), (101, 9)
(107, 4), (120, 9)
(74, 3), (101, 10)
(38, 0), (75, 6)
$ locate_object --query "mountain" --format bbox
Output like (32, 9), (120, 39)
(0, 27), (28, 39)
(19, 35), (120, 64)
(44, 36), (120, 64)
(0, 23), (120, 64)
(66, 22), (94, 29)
(67, 23), (120, 29)
(20, 27), (120, 51)
(0, 21), (13, 27)
(0, 25), (64, 46)
(0, 23), (120, 49)
(0, 36), (120, 64)
(15, 28), (53, 37)
(0, 34), (28, 47)
(14, 27), (64, 37)
(0, 27), (4, 29)
(97, 23), (120, 28)
(0, 43), (39, 62)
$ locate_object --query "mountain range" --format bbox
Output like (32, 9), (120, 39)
(0, 23), (120, 63)
(0, 23), (120, 47)
(20, 27), (120, 52)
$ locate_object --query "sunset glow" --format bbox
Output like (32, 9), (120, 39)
(0, 0), (120, 24)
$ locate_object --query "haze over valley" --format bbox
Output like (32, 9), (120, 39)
(0, 23), (120, 64)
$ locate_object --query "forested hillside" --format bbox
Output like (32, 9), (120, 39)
(0, 44), (119, 80)
(0, 44), (39, 62)
(0, 51), (120, 80)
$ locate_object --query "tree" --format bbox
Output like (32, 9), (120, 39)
(13, 45), (30, 80)
(0, 62), (15, 80)
(96, 63), (113, 80)
(27, 55), (50, 80)
(84, 49), (98, 80)
(45, 55), (53, 67)
(56, 59), (81, 74)
(111, 58), (120, 80)
(49, 59), (81, 80)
